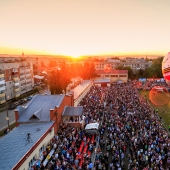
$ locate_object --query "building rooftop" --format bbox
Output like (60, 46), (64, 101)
(73, 80), (92, 100)
(0, 122), (54, 170)
(94, 78), (111, 83)
(62, 106), (83, 116)
(17, 94), (65, 123)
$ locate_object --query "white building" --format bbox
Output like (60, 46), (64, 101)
(0, 61), (34, 103)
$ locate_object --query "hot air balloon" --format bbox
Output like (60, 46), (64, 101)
(162, 52), (170, 80)
(166, 79), (170, 85)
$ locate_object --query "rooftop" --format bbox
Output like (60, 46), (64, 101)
(62, 106), (83, 116)
(17, 94), (65, 123)
(73, 80), (92, 100)
(0, 122), (54, 170)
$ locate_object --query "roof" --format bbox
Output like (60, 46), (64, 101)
(85, 123), (99, 130)
(17, 95), (65, 123)
(62, 106), (83, 116)
(95, 70), (128, 74)
(73, 80), (92, 100)
(94, 78), (110, 83)
(0, 122), (54, 170)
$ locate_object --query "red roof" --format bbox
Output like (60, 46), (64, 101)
(95, 70), (128, 74)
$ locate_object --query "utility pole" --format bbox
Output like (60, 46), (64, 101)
(5, 93), (9, 130)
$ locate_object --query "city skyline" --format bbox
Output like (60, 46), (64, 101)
(0, 0), (170, 58)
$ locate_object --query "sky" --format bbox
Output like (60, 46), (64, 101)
(0, 0), (170, 57)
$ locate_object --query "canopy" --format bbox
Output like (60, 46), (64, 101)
(85, 123), (99, 130)
(62, 106), (83, 117)
(34, 75), (44, 79)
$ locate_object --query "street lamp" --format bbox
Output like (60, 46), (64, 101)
(5, 93), (9, 130)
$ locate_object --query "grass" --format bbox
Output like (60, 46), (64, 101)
(140, 90), (170, 127)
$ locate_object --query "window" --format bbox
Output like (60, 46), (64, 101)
(105, 75), (109, 77)
(0, 90), (5, 94)
(119, 75), (127, 77)
(111, 75), (118, 77)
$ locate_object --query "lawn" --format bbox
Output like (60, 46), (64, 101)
(140, 90), (170, 128)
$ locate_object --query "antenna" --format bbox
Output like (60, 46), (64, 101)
(25, 133), (33, 146)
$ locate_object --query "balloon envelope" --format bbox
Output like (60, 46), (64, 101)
(162, 52), (170, 80)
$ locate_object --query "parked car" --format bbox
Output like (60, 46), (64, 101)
(8, 104), (16, 110)
(27, 96), (33, 101)
(14, 101), (20, 107)
(19, 99), (27, 105)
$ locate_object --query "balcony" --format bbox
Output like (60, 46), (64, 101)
(14, 94), (20, 98)
(21, 83), (26, 87)
(13, 77), (19, 81)
(0, 93), (5, 97)
(26, 73), (31, 77)
(0, 99), (5, 104)
(0, 80), (5, 85)
(14, 82), (20, 86)
(0, 74), (4, 78)
(26, 78), (32, 82)
(0, 86), (5, 91)
(20, 74), (25, 78)
(14, 88), (20, 92)
(20, 79), (26, 82)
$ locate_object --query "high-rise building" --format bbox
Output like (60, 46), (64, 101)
(0, 61), (34, 104)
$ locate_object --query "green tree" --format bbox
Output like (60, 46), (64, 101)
(115, 65), (134, 80)
(48, 62), (71, 94)
(143, 57), (163, 78)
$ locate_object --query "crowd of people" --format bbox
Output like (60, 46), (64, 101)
(35, 81), (170, 170)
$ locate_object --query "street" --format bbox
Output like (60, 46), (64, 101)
(0, 89), (48, 131)
(0, 109), (15, 131)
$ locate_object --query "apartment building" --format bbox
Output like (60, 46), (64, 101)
(94, 60), (120, 70)
(0, 61), (34, 104)
(120, 58), (152, 70)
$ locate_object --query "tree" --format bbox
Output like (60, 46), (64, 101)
(49, 60), (57, 67)
(41, 61), (45, 67)
(48, 62), (71, 94)
(115, 65), (134, 80)
(143, 57), (163, 78)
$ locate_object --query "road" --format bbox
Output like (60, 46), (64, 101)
(0, 89), (48, 131)
(0, 109), (16, 131)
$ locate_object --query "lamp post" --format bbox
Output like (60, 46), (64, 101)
(5, 93), (9, 130)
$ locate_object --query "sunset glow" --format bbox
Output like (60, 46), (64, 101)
(0, 0), (170, 56)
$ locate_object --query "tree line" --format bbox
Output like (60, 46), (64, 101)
(116, 57), (163, 80)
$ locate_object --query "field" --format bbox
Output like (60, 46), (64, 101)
(140, 90), (170, 128)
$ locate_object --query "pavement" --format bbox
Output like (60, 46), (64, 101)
(0, 109), (16, 131)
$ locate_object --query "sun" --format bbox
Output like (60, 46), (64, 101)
(71, 55), (80, 59)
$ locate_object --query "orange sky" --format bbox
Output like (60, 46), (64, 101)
(0, 0), (170, 57)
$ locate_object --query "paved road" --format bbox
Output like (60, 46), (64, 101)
(0, 109), (16, 131)
(0, 89), (48, 131)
